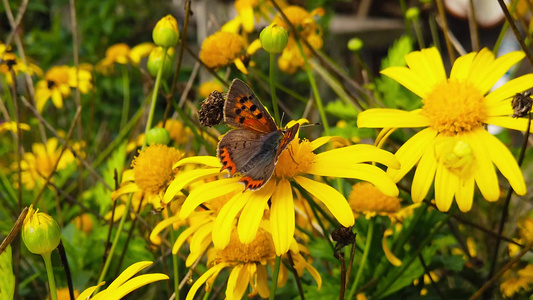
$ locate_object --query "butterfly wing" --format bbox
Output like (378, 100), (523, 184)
(224, 79), (277, 133)
(276, 123), (300, 158)
(218, 129), (284, 190)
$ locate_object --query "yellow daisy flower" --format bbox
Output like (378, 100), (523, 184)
(0, 42), (43, 84)
(76, 261), (168, 300)
(272, 6), (324, 74)
(96, 43), (154, 74)
(112, 144), (183, 209)
(0, 121), (30, 134)
(500, 266), (533, 298)
(199, 31), (249, 74)
(185, 225), (321, 300)
(17, 137), (76, 190)
(164, 128), (399, 255)
(358, 47), (533, 212)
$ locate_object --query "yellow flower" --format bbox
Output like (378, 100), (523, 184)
(0, 42), (43, 84)
(500, 268), (531, 298)
(164, 124), (399, 255)
(349, 182), (401, 219)
(72, 213), (94, 234)
(185, 225), (320, 300)
(199, 80), (225, 98)
(76, 261), (168, 300)
(68, 67), (93, 94)
(199, 31), (248, 74)
(358, 47), (533, 212)
(35, 66), (71, 112)
(97, 43), (154, 74)
(0, 121), (30, 134)
(272, 6), (324, 73)
(17, 138), (76, 190)
(112, 144), (183, 209)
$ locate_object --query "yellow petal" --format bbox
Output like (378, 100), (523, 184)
(121, 169), (135, 183)
(314, 144), (400, 169)
(479, 129), (526, 195)
(256, 265), (270, 298)
(238, 181), (275, 244)
(111, 183), (140, 201)
(234, 58), (248, 75)
(189, 222), (214, 254)
(172, 220), (210, 255)
(294, 176), (354, 226)
(164, 168), (223, 203)
(76, 282), (105, 300)
(106, 274), (169, 300)
(383, 228), (402, 266)
(485, 116), (533, 133)
(185, 263), (228, 300)
(411, 144), (437, 203)
(434, 163), (458, 212)
(405, 47), (446, 93)
(484, 100), (514, 117)
(213, 191), (252, 249)
(484, 74), (533, 105)
(464, 130), (500, 201)
(51, 89), (64, 109)
(310, 136), (346, 151)
(150, 215), (181, 245)
(456, 175), (475, 212)
(387, 128), (438, 182)
(450, 52), (476, 81)
(380, 67), (431, 98)
(226, 265), (248, 300)
(306, 162), (399, 197)
(107, 261), (153, 290)
(472, 50), (524, 95)
(357, 109), (429, 128)
(270, 179), (294, 255)
(173, 156), (221, 169)
(179, 178), (242, 219)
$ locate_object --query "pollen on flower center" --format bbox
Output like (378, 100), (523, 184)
(348, 182), (401, 219)
(216, 229), (275, 264)
(274, 139), (316, 178)
(422, 80), (486, 135)
(132, 144), (182, 195)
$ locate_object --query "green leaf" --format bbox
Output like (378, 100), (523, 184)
(325, 100), (358, 119)
(0, 245), (14, 300)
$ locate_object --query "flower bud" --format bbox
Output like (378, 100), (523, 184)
(406, 7), (420, 21)
(347, 38), (363, 52)
(146, 127), (171, 145)
(147, 47), (175, 78)
(260, 24), (289, 54)
(152, 15), (180, 48)
(22, 206), (61, 255)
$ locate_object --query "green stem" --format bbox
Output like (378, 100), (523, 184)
(269, 256), (281, 300)
(493, 0), (519, 55)
(347, 218), (375, 299)
(95, 195), (132, 293)
(169, 207), (180, 300)
(295, 39), (329, 135)
(144, 47), (168, 148)
(42, 251), (58, 300)
(120, 65), (130, 130)
(269, 53), (281, 123)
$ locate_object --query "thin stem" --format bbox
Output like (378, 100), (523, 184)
(287, 252), (305, 300)
(435, 0), (455, 63)
(295, 39), (329, 135)
(497, 0), (533, 67)
(269, 256), (281, 300)
(347, 218), (374, 300)
(57, 241), (75, 300)
(120, 66), (130, 130)
(95, 195), (132, 293)
(42, 251), (58, 300)
(269, 53), (281, 123)
(144, 47), (168, 148)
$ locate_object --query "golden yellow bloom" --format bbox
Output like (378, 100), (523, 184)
(54, 287), (80, 300)
(112, 144), (183, 208)
(0, 121), (30, 134)
(199, 80), (225, 98)
(97, 43), (154, 74)
(186, 225), (320, 300)
(349, 182), (401, 219)
(17, 138), (76, 190)
(76, 261), (168, 300)
(165, 122), (399, 255)
(272, 6), (324, 73)
(199, 31), (248, 74)
(358, 48), (533, 212)
(72, 213), (94, 234)
(0, 42), (43, 84)
(501, 270), (531, 298)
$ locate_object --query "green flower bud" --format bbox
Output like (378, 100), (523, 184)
(406, 7), (420, 21)
(22, 206), (61, 255)
(260, 24), (289, 54)
(146, 127), (171, 145)
(153, 15), (180, 48)
(147, 47), (175, 78)
(347, 38), (363, 52)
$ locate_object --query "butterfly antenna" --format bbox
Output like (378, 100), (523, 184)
(300, 122), (321, 128)
(280, 112), (286, 127)
(288, 145), (299, 165)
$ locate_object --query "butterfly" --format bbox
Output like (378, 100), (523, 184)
(217, 79), (300, 191)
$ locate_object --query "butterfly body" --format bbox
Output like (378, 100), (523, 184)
(217, 79), (299, 191)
